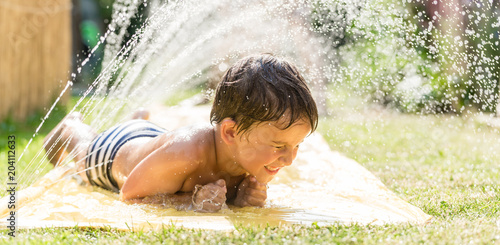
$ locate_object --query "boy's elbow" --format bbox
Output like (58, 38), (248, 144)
(119, 188), (132, 201)
(119, 183), (134, 201)
(120, 181), (148, 201)
(120, 189), (140, 202)
(119, 191), (126, 201)
(119, 191), (144, 204)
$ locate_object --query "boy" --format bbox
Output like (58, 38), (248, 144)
(44, 54), (318, 212)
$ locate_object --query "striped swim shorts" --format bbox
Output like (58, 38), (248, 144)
(85, 119), (166, 192)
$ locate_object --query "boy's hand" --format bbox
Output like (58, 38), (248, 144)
(192, 179), (227, 212)
(234, 176), (267, 207)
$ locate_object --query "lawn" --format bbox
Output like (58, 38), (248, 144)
(1, 93), (500, 244)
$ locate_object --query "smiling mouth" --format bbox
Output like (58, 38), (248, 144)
(265, 166), (281, 174)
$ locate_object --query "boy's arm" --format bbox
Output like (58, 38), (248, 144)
(119, 145), (199, 201)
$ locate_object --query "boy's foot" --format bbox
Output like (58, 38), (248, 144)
(44, 112), (96, 167)
(132, 108), (150, 120)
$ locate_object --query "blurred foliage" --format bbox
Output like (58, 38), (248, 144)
(312, 0), (500, 114)
(75, 0), (149, 88)
(310, 0), (357, 48)
(96, 0), (115, 23)
(80, 0), (500, 114)
(406, 0), (500, 113)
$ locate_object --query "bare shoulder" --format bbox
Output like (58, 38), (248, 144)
(157, 123), (215, 168)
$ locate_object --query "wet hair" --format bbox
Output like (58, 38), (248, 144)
(210, 54), (318, 135)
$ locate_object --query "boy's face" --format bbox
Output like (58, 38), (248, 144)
(233, 118), (311, 184)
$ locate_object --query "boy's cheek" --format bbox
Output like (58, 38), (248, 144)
(239, 146), (257, 161)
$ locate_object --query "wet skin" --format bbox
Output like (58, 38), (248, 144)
(45, 113), (311, 212)
(118, 117), (311, 210)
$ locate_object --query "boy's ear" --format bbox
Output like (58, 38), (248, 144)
(220, 118), (238, 144)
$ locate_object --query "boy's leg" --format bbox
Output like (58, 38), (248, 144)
(44, 112), (97, 181)
(44, 108), (149, 182)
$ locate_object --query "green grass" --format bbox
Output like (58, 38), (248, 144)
(0, 104), (68, 191)
(1, 93), (500, 244)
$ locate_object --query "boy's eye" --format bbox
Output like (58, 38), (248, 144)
(274, 145), (284, 149)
